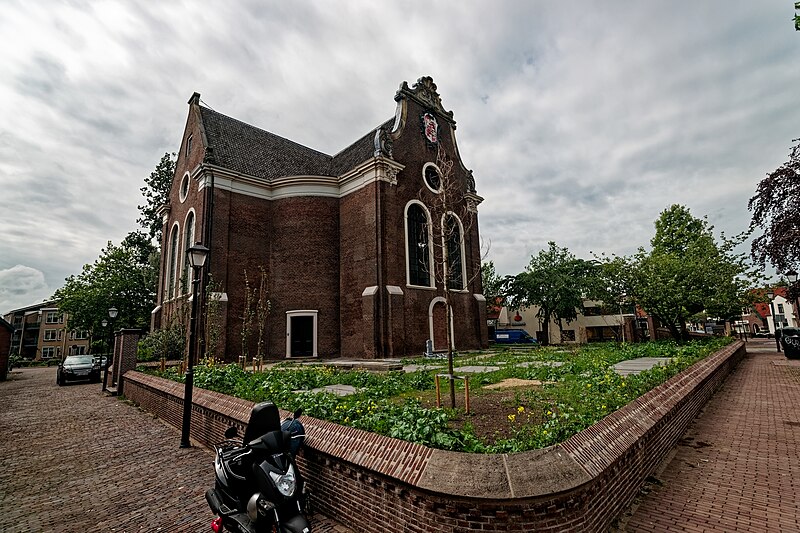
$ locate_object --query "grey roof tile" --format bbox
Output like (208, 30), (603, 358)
(199, 106), (392, 181)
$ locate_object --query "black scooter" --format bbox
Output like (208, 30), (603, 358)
(205, 402), (310, 533)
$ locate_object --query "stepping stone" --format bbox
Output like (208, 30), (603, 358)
(518, 361), (565, 368)
(452, 365), (501, 373)
(296, 384), (358, 396)
(403, 364), (445, 372)
(612, 357), (672, 376)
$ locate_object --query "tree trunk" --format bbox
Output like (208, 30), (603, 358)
(540, 311), (551, 346)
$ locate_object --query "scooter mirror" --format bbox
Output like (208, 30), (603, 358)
(293, 408), (303, 420)
(224, 426), (239, 439)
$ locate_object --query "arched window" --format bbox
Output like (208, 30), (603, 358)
(406, 202), (431, 287)
(182, 211), (195, 294)
(166, 224), (180, 299)
(445, 214), (465, 290)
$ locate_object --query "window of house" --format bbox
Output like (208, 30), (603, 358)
(422, 163), (441, 193)
(45, 311), (61, 324)
(778, 303), (785, 314)
(186, 134), (193, 158)
(179, 172), (190, 203)
(41, 347), (55, 359)
(445, 214), (464, 290)
(166, 224), (180, 299)
(72, 330), (89, 340)
(44, 329), (58, 341)
(561, 330), (576, 342)
(406, 202), (431, 287)
(182, 211), (195, 293)
(71, 345), (86, 355)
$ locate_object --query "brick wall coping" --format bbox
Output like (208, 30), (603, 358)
(124, 340), (743, 501)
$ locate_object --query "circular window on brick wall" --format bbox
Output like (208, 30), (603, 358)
(179, 172), (190, 203)
(422, 163), (441, 193)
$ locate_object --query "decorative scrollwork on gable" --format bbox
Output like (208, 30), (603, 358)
(373, 127), (393, 158)
(395, 76), (456, 126)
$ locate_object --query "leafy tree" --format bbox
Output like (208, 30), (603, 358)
(53, 231), (159, 336)
(507, 242), (594, 345)
(627, 205), (760, 340)
(481, 261), (505, 312)
(749, 140), (800, 274)
(138, 152), (176, 242)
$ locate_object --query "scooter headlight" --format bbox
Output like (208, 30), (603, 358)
(269, 464), (297, 497)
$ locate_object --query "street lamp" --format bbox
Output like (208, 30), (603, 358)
(766, 291), (781, 352)
(787, 270), (799, 328)
(102, 307), (118, 391)
(180, 243), (209, 448)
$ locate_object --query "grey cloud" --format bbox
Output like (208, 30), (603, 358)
(0, 265), (53, 314)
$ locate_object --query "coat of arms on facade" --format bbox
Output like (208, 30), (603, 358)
(422, 113), (438, 145)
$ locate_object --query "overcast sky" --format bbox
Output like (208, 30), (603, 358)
(1, 1), (797, 314)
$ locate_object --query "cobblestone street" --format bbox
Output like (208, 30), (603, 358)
(0, 367), (349, 533)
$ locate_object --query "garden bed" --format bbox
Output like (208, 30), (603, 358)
(144, 337), (733, 453)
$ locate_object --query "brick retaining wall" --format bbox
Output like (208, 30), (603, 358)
(123, 340), (745, 532)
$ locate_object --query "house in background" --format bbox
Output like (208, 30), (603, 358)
(3, 301), (90, 361)
(742, 287), (797, 336)
(496, 300), (645, 344)
(153, 77), (488, 360)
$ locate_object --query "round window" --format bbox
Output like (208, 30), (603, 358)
(423, 164), (441, 192)
(179, 173), (190, 203)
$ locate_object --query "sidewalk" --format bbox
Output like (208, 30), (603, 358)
(619, 339), (800, 532)
(0, 367), (350, 533)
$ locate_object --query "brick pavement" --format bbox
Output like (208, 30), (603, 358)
(620, 339), (800, 532)
(0, 367), (351, 533)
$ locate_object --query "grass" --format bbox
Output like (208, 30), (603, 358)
(145, 337), (733, 453)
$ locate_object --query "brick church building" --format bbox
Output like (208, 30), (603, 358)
(153, 77), (488, 360)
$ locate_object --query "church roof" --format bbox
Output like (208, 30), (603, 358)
(198, 106), (392, 180)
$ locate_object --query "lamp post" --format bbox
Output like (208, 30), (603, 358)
(102, 307), (118, 391)
(180, 243), (209, 448)
(767, 291), (781, 352)
(788, 270), (799, 328)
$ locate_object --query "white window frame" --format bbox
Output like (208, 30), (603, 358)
(404, 200), (435, 289)
(440, 211), (467, 292)
(285, 310), (318, 358)
(428, 297), (454, 350)
(421, 162), (443, 194)
(179, 171), (191, 203)
(181, 209), (196, 294)
(44, 329), (58, 342)
(41, 347), (56, 359)
(165, 222), (181, 300)
(45, 311), (60, 324)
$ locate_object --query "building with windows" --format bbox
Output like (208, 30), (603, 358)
(495, 300), (645, 345)
(3, 301), (91, 360)
(153, 77), (488, 360)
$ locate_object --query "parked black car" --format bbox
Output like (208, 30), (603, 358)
(57, 355), (101, 385)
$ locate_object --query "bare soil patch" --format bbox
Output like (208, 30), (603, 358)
(416, 385), (549, 444)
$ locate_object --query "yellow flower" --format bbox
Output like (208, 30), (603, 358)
(517, 406), (525, 413)
(547, 410), (552, 416)
(507, 414), (516, 422)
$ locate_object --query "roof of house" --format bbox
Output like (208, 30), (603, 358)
(3, 300), (57, 316)
(199, 106), (393, 180)
(752, 287), (789, 318)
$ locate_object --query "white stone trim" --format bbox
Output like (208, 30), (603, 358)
(428, 297), (454, 350)
(362, 286), (379, 296)
(285, 310), (318, 358)
(196, 157), (404, 201)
